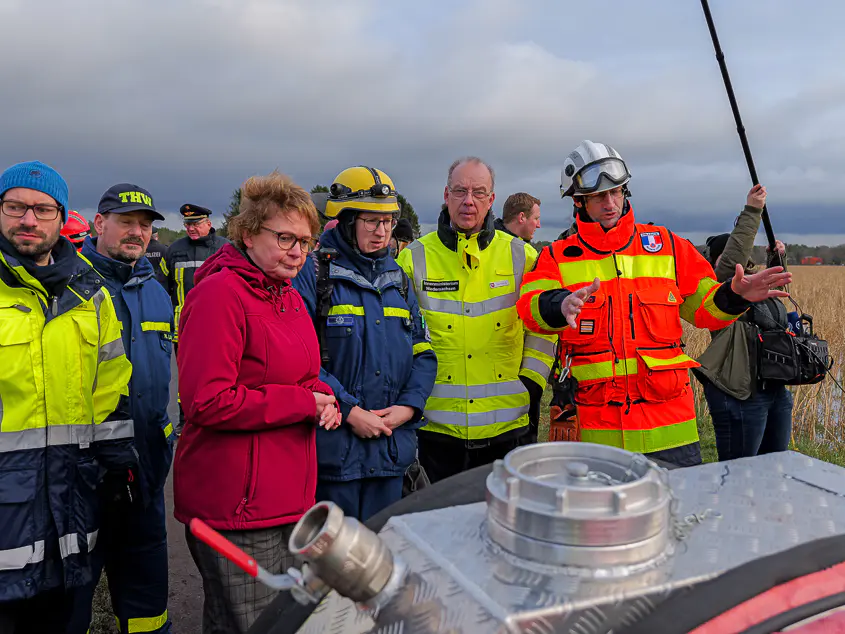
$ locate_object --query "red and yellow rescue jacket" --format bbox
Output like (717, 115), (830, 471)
(517, 208), (746, 454)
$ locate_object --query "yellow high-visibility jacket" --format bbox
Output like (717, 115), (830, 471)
(397, 210), (555, 441)
(0, 244), (133, 600)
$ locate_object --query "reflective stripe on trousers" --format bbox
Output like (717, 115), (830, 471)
(0, 531), (98, 571)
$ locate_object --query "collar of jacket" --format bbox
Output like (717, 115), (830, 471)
(320, 227), (399, 284)
(576, 203), (637, 253)
(0, 233), (88, 299)
(436, 206), (495, 252)
(194, 242), (291, 300)
(81, 237), (155, 287)
(189, 227), (219, 247)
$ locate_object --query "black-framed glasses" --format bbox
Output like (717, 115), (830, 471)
(357, 216), (397, 232)
(0, 199), (63, 221)
(448, 187), (491, 201)
(260, 226), (314, 252)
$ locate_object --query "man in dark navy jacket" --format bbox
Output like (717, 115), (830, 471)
(71, 184), (175, 634)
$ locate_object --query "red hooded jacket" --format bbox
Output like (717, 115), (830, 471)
(173, 243), (332, 530)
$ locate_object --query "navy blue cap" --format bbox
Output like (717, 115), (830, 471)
(180, 203), (212, 223)
(98, 183), (165, 221)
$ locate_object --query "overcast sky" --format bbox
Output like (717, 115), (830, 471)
(1, 0), (843, 245)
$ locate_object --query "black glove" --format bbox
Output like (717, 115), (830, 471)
(520, 376), (543, 431)
(100, 466), (140, 506)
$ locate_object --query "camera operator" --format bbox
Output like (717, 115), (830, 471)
(695, 184), (793, 460)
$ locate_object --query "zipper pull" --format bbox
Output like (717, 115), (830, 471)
(12, 304), (31, 313)
(624, 396), (632, 415)
(235, 497), (247, 515)
(51, 296), (58, 316)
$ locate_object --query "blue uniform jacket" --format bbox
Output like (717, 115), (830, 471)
(293, 229), (437, 482)
(82, 239), (175, 500)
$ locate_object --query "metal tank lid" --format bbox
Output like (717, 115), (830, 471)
(485, 442), (673, 568)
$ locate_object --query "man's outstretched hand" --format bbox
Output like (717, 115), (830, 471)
(730, 264), (792, 302)
(561, 277), (601, 330)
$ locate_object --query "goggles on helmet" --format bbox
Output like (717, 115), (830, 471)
(568, 157), (630, 196)
(329, 181), (397, 201)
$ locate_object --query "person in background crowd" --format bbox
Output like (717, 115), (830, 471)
(495, 192), (542, 243)
(60, 209), (91, 251)
(315, 217), (338, 251)
(174, 171), (340, 634)
(694, 184), (794, 460)
(396, 157), (555, 482)
(160, 204), (228, 433)
(294, 166), (437, 520)
(145, 226), (167, 286)
(389, 217), (415, 257)
(518, 141), (792, 467)
(69, 184), (175, 634)
(0, 161), (134, 631)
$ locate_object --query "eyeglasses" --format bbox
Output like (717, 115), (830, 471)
(0, 199), (63, 221)
(357, 216), (397, 232)
(448, 187), (492, 201)
(260, 226), (314, 252)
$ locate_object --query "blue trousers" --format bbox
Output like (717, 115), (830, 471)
(704, 381), (794, 461)
(69, 488), (171, 633)
(316, 477), (404, 522)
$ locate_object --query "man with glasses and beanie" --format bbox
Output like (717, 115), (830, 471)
(69, 185), (175, 633)
(518, 140), (792, 467)
(0, 161), (135, 631)
(161, 204), (228, 433)
(293, 166), (436, 520)
(396, 157), (555, 483)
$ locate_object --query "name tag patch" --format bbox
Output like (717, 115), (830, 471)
(327, 315), (354, 327)
(489, 279), (510, 289)
(579, 319), (595, 335)
(422, 280), (459, 292)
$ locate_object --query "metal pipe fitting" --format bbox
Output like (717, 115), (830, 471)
(289, 501), (397, 605)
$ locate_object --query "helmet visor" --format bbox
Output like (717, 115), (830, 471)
(574, 158), (630, 194)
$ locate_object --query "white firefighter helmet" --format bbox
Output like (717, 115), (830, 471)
(560, 140), (631, 198)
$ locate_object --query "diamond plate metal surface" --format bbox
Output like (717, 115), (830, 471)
(296, 451), (845, 634)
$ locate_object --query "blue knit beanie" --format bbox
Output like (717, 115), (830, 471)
(0, 161), (69, 221)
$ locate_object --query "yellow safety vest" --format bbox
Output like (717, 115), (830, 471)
(0, 250), (133, 593)
(397, 226), (555, 441)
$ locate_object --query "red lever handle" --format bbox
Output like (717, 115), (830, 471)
(190, 518), (259, 578)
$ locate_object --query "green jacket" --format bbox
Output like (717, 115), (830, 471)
(693, 205), (762, 399)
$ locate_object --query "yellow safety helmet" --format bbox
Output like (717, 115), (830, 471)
(324, 166), (400, 219)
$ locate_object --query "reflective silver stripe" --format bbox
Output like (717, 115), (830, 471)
(430, 380), (527, 400)
(424, 293), (518, 317)
(94, 418), (134, 442)
(410, 242), (429, 309)
(99, 338), (124, 363)
(423, 405), (530, 428)
(521, 356), (552, 378)
(0, 540), (45, 571)
(174, 261), (205, 269)
(0, 394), (3, 424)
(0, 421), (132, 453)
(87, 530), (99, 552)
(511, 238), (526, 290)
(59, 533), (79, 559)
(524, 334), (556, 358)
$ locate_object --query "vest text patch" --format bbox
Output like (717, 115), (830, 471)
(422, 280), (459, 292)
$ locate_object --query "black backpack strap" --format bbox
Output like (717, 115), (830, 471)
(314, 248), (338, 366)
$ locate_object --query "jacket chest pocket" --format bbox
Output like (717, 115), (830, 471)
(635, 347), (700, 403)
(561, 288), (607, 345)
(0, 313), (37, 428)
(71, 312), (100, 393)
(635, 286), (683, 343)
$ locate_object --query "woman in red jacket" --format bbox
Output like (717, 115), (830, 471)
(173, 171), (341, 634)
